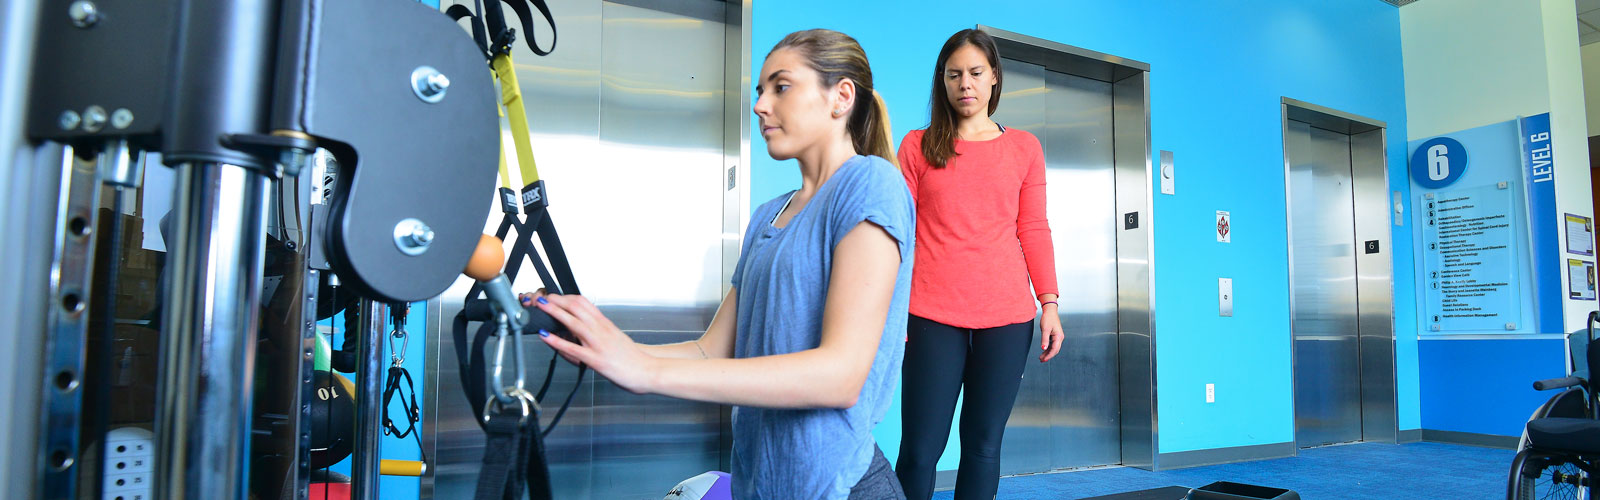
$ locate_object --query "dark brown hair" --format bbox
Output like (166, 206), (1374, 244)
(921, 29), (1002, 168)
(770, 29), (895, 166)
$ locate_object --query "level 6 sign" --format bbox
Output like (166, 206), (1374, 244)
(1216, 210), (1231, 243)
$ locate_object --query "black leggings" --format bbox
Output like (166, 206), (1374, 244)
(895, 314), (1033, 500)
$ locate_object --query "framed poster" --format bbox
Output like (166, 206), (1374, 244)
(1569, 259), (1596, 301)
(1566, 213), (1594, 256)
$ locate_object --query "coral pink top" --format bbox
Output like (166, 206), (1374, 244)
(897, 128), (1058, 329)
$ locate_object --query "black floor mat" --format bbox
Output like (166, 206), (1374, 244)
(1080, 486), (1193, 500)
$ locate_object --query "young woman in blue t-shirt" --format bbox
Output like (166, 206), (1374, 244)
(528, 29), (915, 500)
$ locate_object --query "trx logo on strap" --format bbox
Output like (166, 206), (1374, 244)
(521, 181), (549, 210)
(499, 187), (520, 214)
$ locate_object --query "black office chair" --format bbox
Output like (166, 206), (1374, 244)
(1507, 311), (1600, 500)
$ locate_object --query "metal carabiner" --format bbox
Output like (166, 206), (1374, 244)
(490, 312), (528, 405)
(389, 327), (408, 367)
(481, 387), (537, 426)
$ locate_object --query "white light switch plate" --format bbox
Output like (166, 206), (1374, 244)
(1206, 383), (1215, 403)
(1219, 278), (1233, 317)
(1160, 150), (1175, 195)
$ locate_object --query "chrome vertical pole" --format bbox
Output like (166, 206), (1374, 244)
(352, 299), (387, 499)
(154, 162), (271, 500)
(154, 0), (278, 496)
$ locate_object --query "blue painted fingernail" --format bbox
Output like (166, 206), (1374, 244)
(521, 297), (533, 306)
(539, 329), (550, 338)
(537, 297), (549, 305)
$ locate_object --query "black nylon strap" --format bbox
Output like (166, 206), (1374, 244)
(474, 417), (529, 500)
(446, 2), (490, 60)
(452, 308), (497, 431)
(473, 409), (553, 500)
(381, 366), (420, 439)
(454, 0), (558, 59)
(502, 210), (563, 294)
(504, 0), (557, 56)
(524, 419), (554, 499)
(541, 364), (582, 439)
(382, 364), (429, 467)
(530, 208), (579, 295)
(480, 0), (512, 54)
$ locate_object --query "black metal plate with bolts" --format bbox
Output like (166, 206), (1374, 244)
(28, 0), (174, 143)
(305, 0), (500, 302)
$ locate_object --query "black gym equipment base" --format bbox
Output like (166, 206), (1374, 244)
(1081, 486), (1192, 500)
(1081, 481), (1301, 500)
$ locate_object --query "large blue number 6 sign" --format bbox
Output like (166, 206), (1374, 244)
(1411, 136), (1467, 189)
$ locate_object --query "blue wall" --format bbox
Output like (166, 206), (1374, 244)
(1420, 338), (1565, 436)
(749, 0), (1413, 460)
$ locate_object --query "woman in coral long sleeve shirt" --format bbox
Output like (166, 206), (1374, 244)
(893, 29), (1064, 500)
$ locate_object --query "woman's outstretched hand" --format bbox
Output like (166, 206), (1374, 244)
(532, 293), (660, 395)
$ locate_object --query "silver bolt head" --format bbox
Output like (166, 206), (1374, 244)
(412, 226), (434, 245)
(69, 1), (99, 28)
(427, 73), (450, 93)
(58, 110), (81, 131)
(411, 66), (447, 103)
(110, 108), (133, 129)
(393, 218), (432, 255)
(81, 106), (107, 132)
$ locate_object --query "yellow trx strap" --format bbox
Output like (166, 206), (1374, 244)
(492, 52), (542, 205)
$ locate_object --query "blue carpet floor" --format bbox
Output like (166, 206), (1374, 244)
(931, 442), (1515, 500)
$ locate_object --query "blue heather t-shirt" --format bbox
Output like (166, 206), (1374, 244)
(728, 155), (915, 499)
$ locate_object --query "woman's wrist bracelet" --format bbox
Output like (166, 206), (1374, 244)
(1041, 300), (1058, 308)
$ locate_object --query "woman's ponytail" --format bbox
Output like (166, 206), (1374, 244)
(856, 89), (895, 166)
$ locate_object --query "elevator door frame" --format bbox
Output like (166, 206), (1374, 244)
(979, 25), (1159, 471)
(1280, 97), (1398, 448)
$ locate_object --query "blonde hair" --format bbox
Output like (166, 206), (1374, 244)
(770, 29), (896, 166)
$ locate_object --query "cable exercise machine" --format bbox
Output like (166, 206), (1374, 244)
(9, 0), (561, 498)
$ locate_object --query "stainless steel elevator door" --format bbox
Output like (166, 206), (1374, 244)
(990, 59), (1122, 474)
(588, 1), (729, 495)
(1286, 120), (1364, 448)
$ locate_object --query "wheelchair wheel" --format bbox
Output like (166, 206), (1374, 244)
(1516, 388), (1592, 500)
(1515, 459), (1587, 500)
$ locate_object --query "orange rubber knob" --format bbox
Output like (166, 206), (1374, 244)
(464, 234), (505, 281)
